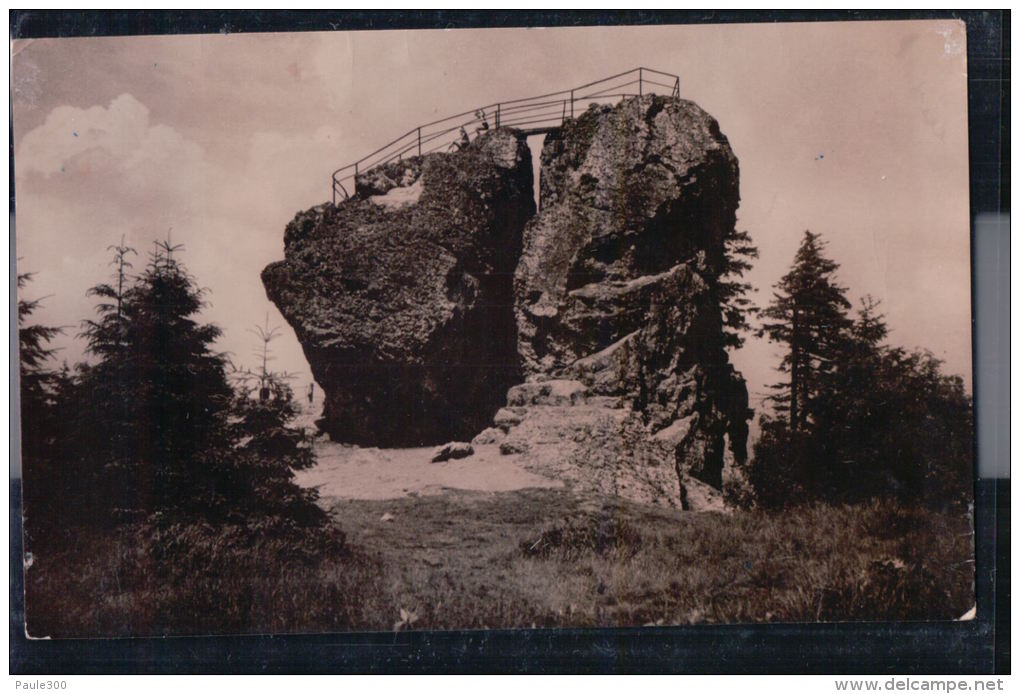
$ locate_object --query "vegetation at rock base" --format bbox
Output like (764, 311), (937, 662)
(25, 489), (973, 636)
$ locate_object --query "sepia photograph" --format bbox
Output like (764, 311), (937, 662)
(13, 18), (976, 638)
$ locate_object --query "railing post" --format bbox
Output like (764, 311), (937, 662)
(418, 127), (422, 157)
(496, 103), (500, 128)
(570, 90), (574, 119)
(639, 68), (643, 98)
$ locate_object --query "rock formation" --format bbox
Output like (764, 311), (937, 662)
(479, 379), (683, 508)
(264, 93), (750, 502)
(262, 130), (534, 445)
(514, 95), (749, 491)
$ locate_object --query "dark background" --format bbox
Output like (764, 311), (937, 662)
(9, 9), (1009, 674)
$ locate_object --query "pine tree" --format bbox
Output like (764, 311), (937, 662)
(79, 237), (233, 518)
(75, 236), (333, 529)
(223, 317), (326, 528)
(760, 231), (851, 433)
(717, 228), (760, 350)
(81, 237), (136, 355)
(751, 238), (973, 509)
(816, 299), (972, 505)
(751, 231), (852, 504)
(18, 273), (63, 411)
(18, 272), (65, 538)
(809, 297), (890, 498)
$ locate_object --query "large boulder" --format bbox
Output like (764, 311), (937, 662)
(514, 95), (750, 488)
(262, 129), (535, 446)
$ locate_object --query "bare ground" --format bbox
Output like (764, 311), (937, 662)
(295, 441), (563, 501)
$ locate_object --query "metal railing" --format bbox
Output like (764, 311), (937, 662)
(331, 67), (681, 204)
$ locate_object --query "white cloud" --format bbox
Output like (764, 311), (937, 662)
(17, 93), (204, 179)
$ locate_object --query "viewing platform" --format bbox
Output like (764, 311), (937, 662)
(331, 67), (681, 203)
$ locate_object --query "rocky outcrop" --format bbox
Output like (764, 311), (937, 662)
(266, 93), (750, 497)
(514, 95), (749, 489)
(491, 380), (684, 508)
(262, 129), (534, 446)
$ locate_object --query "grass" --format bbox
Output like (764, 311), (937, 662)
(23, 488), (974, 637)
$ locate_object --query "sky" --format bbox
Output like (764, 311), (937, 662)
(12, 20), (973, 415)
